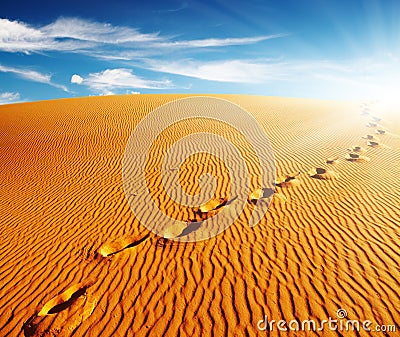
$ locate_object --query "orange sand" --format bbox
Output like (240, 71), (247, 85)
(0, 95), (399, 336)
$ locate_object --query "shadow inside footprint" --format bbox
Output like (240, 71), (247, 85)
(177, 221), (202, 238)
(225, 195), (238, 206)
(124, 234), (150, 250)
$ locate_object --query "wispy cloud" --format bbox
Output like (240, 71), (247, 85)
(149, 34), (286, 49)
(143, 59), (288, 83)
(42, 17), (161, 44)
(0, 64), (69, 92)
(86, 35), (285, 61)
(0, 92), (20, 104)
(0, 17), (283, 57)
(154, 2), (189, 13)
(71, 68), (174, 95)
(0, 18), (89, 53)
(0, 17), (161, 53)
(144, 58), (364, 84)
(142, 56), (400, 99)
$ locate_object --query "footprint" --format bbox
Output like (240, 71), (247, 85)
(308, 167), (337, 180)
(38, 281), (95, 316)
(366, 121), (379, 128)
(98, 232), (150, 257)
(345, 152), (370, 162)
(162, 196), (240, 239)
(367, 140), (380, 147)
(326, 157), (339, 164)
(363, 134), (379, 141)
(23, 280), (96, 337)
(163, 221), (193, 239)
(198, 197), (228, 213)
(275, 172), (301, 188)
(375, 129), (386, 135)
(346, 145), (366, 153)
(371, 116), (382, 122)
(193, 196), (237, 221)
(248, 188), (274, 204)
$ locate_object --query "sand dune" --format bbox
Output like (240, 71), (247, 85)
(0, 94), (399, 336)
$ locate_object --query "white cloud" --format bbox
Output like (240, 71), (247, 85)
(0, 17), (283, 56)
(73, 68), (174, 94)
(0, 64), (68, 92)
(0, 64), (50, 82)
(152, 34), (287, 48)
(144, 59), (288, 83)
(0, 18), (89, 53)
(0, 17), (161, 53)
(71, 74), (83, 84)
(0, 92), (20, 104)
(84, 36), (285, 60)
(142, 56), (400, 100)
(0, 18), (154, 53)
(42, 17), (161, 44)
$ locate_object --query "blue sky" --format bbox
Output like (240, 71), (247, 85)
(1, 0), (399, 103)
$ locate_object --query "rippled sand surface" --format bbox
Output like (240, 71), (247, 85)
(0, 95), (399, 336)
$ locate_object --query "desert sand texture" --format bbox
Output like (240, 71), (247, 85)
(0, 94), (399, 336)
